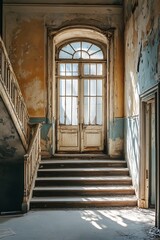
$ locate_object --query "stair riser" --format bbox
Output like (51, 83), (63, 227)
(37, 171), (129, 177)
(39, 163), (127, 169)
(30, 201), (137, 209)
(50, 156), (113, 160)
(35, 180), (132, 187)
(33, 190), (135, 197)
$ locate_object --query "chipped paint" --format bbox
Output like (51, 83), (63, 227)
(124, 0), (160, 196)
(109, 118), (124, 140)
(108, 118), (124, 156)
(0, 96), (25, 212)
(0, 97), (25, 162)
(8, 18), (46, 117)
(109, 138), (124, 156)
(30, 117), (52, 154)
(4, 4), (124, 156)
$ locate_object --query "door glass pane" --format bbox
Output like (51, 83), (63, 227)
(97, 97), (102, 125)
(59, 50), (72, 59)
(90, 80), (96, 96)
(84, 80), (89, 96)
(84, 64), (89, 75)
(63, 44), (75, 55)
(82, 42), (92, 52)
(82, 51), (89, 59)
(88, 44), (100, 55)
(72, 97), (78, 125)
(90, 97), (96, 124)
(73, 51), (81, 59)
(97, 64), (103, 75)
(60, 64), (65, 76)
(84, 97), (89, 124)
(71, 42), (81, 51)
(90, 51), (103, 59)
(66, 97), (71, 125)
(66, 64), (72, 76)
(60, 97), (65, 124)
(73, 79), (78, 96)
(60, 79), (65, 96)
(97, 80), (102, 96)
(73, 64), (78, 76)
(66, 79), (72, 96)
(90, 64), (97, 75)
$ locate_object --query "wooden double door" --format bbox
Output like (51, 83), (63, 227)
(56, 61), (105, 152)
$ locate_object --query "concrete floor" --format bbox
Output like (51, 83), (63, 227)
(0, 208), (158, 240)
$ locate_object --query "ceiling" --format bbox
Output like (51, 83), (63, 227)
(3, 0), (123, 5)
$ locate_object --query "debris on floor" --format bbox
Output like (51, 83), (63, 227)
(149, 227), (160, 239)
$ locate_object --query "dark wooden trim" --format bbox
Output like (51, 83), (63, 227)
(156, 83), (160, 228)
(140, 83), (160, 229)
(0, 0), (2, 38)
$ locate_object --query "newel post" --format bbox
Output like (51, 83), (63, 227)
(22, 154), (29, 213)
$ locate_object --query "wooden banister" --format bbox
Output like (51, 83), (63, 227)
(23, 123), (42, 212)
(0, 37), (29, 144)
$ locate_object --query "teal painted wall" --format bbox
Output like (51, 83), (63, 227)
(124, 0), (160, 195)
(109, 118), (124, 140)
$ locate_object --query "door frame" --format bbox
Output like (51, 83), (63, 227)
(47, 26), (115, 154)
(139, 83), (160, 228)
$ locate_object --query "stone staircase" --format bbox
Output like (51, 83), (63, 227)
(30, 154), (137, 209)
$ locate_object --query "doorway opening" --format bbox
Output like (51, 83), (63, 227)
(56, 40), (106, 152)
(48, 27), (111, 154)
(139, 87), (158, 212)
(143, 98), (156, 208)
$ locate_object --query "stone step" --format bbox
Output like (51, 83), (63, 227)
(30, 195), (137, 209)
(35, 176), (132, 187)
(39, 160), (127, 169)
(37, 168), (129, 177)
(50, 153), (112, 160)
(33, 186), (135, 197)
(30, 155), (137, 209)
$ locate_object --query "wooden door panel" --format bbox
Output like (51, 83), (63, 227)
(83, 129), (103, 151)
(58, 127), (80, 151)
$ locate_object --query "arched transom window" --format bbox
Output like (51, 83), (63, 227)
(59, 41), (104, 59)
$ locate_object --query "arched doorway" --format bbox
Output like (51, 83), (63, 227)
(56, 40), (106, 152)
(49, 27), (110, 153)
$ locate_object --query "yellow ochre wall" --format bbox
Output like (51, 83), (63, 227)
(3, 4), (124, 155)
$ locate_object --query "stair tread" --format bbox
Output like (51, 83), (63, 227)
(38, 167), (128, 171)
(51, 154), (109, 158)
(32, 155), (136, 208)
(31, 195), (137, 202)
(34, 186), (134, 191)
(36, 176), (132, 181)
(40, 160), (126, 164)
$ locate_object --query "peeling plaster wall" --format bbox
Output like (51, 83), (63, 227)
(0, 97), (25, 212)
(3, 4), (124, 155)
(0, 97), (25, 162)
(124, 0), (160, 194)
(5, 16), (46, 117)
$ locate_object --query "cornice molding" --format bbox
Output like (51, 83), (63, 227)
(4, 4), (123, 14)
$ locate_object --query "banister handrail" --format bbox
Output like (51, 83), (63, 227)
(0, 37), (42, 212)
(23, 123), (42, 212)
(0, 36), (29, 144)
